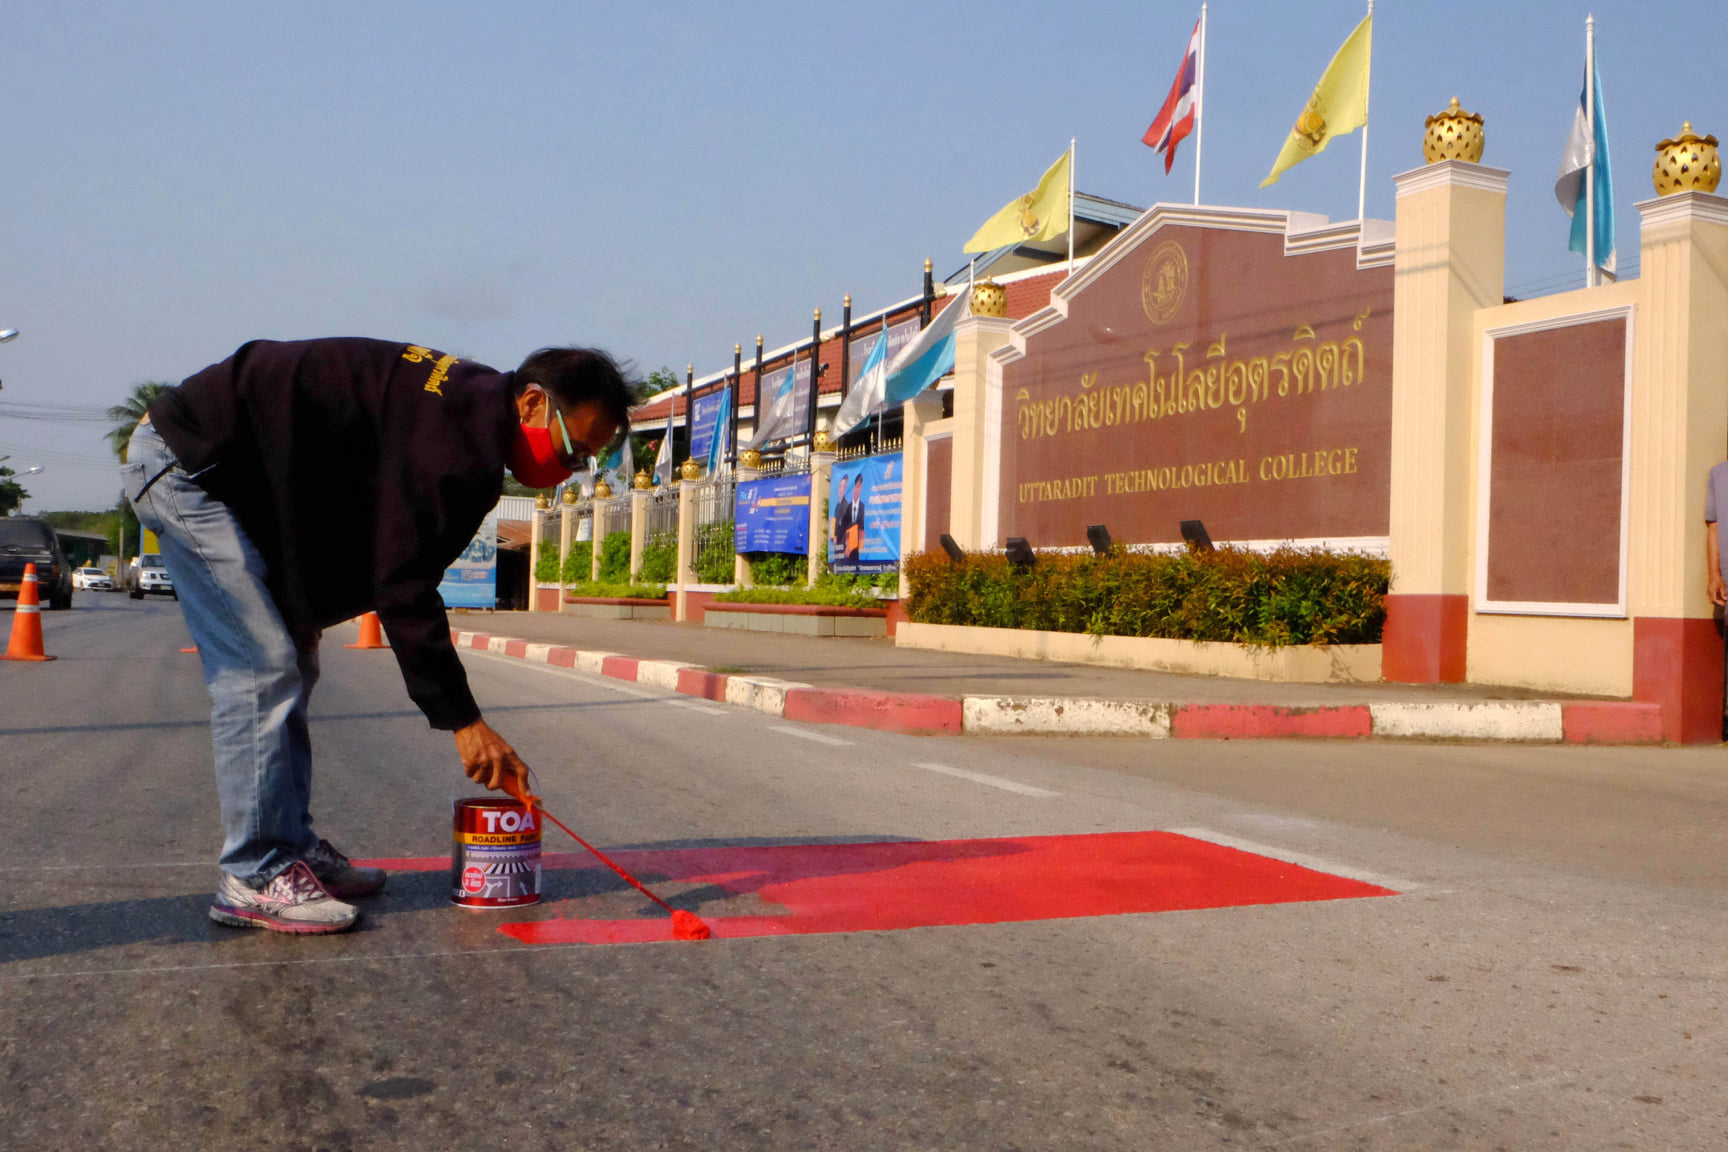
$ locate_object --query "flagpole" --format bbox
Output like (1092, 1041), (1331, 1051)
(1357, 0), (1373, 223)
(1584, 14), (1597, 289)
(1193, 3), (1207, 205)
(1067, 136), (1076, 276)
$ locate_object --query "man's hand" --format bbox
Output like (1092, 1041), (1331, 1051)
(454, 718), (530, 795)
(1711, 572), (1726, 607)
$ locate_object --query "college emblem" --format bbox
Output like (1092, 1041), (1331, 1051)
(1140, 240), (1188, 326)
(1294, 95), (1328, 151)
(1017, 193), (1042, 239)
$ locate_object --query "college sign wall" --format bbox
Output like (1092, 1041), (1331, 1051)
(993, 212), (1394, 547)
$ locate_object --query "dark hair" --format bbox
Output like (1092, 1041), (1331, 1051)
(514, 347), (635, 433)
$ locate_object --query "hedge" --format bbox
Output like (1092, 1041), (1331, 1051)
(638, 531), (677, 584)
(744, 551), (805, 587)
(561, 541), (592, 584)
(596, 531), (633, 583)
(565, 580), (667, 600)
(903, 546), (1388, 647)
(717, 576), (877, 609)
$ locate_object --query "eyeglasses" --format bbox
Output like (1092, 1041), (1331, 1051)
(540, 387), (624, 467)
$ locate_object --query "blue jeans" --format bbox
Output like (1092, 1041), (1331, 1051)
(124, 421), (321, 885)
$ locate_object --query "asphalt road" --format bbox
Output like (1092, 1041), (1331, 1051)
(2, 597), (1724, 1150)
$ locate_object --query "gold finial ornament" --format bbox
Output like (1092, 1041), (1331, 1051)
(680, 458), (702, 481)
(534, 491), (552, 509)
(740, 446), (762, 469)
(813, 308), (822, 322)
(560, 485), (578, 505)
(734, 342), (741, 354)
(1422, 97), (1485, 164)
(633, 468), (652, 490)
(593, 477), (613, 499)
(812, 419), (836, 454)
(971, 276), (1008, 318)
(923, 257), (933, 272)
(1653, 122), (1721, 196)
(843, 293), (852, 308)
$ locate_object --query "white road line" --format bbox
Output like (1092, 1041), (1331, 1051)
(665, 699), (728, 716)
(910, 762), (1061, 798)
(1168, 827), (1417, 892)
(768, 726), (854, 746)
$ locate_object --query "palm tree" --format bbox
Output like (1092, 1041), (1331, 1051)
(106, 381), (173, 463)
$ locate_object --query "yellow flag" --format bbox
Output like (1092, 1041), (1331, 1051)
(1261, 12), (1372, 187)
(963, 149), (1072, 254)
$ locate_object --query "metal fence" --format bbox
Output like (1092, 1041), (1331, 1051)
(646, 487), (678, 537)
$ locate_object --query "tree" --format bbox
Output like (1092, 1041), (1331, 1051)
(106, 381), (174, 463)
(0, 466), (27, 517)
(637, 367), (679, 405)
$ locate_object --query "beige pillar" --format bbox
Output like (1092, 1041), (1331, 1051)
(899, 390), (948, 598)
(734, 459), (760, 587)
(558, 501), (575, 601)
(808, 449), (835, 587)
(629, 487), (649, 581)
(1382, 160), (1509, 681)
(946, 315), (1014, 549)
(526, 508), (546, 613)
(1626, 191), (1728, 742)
(674, 477), (697, 622)
(589, 495), (609, 583)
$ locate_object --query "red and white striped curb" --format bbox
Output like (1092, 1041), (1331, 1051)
(448, 629), (1665, 745)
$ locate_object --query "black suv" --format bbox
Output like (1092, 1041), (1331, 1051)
(0, 517), (73, 610)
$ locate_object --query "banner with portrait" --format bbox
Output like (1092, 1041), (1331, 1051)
(827, 455), (902, 574)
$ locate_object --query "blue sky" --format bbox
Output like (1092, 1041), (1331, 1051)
(4, 0), (1724, 509)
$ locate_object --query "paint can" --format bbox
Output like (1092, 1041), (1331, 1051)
(451, 797), (542, 909)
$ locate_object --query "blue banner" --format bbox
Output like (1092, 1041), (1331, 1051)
(735, 473), (812, 555)
(828, 455), (902, 574)
(439, 508), (500, 607)
(689, 389), (728, 462)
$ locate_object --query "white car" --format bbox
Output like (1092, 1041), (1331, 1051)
(73, 567), (114, 591)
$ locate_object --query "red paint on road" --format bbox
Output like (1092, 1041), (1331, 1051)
(676, 667), (729, 701)
(601, 655), (640, 681)
(355, 831), (1393, 946)
(545, 646), (578, 668)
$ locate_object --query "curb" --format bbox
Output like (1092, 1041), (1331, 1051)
(447, 629), (1671, 745)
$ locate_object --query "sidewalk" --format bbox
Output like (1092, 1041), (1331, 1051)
(442, 610), (1667, 745)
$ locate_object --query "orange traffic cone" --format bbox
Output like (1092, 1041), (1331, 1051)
(2, 563), (56, 662)
(345, 611), (389, 650)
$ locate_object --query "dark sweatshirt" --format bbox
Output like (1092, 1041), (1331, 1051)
(149, 337), (517, 730)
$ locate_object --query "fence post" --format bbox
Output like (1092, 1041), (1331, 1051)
(808, 429), (837, 588)
(735, 453), (761, 587)
(675, 470), (697, 622)
(590, 483), (613, 583)
(629, 476), (650, 581)
(558, 492), (576, 605)
(527, 500), (548, 612)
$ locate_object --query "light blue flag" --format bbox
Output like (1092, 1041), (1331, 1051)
(1554, 55), (1615, 277)
(882, 294), (971, 410)
(705, 388), (732, 473)
(831, 327), (891, 439)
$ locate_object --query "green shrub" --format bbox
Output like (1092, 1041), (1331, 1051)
(637, 531), (676, 584)
(821, 569), (897, 594)
(561, 541), (592, 584)
(903, 545), (1388, 647)
(533, 547), (560, 583)
(716, 584), (877, 608)
(565, 580), (667, 600)
(745, 551), (806, 587)
(596, 531), (633, 583)
(694, 518), (736, 584)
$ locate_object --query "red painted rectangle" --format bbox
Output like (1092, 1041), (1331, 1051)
(783, 687), (962, 734)
(677, 667), (729, 701)
(1562, 701), (1663, 745)
(399, 830), (1395, 946)
(466, 633), (492, 650)
(1171, 704), (1371, 740)
(546, 647), (578, 668)
(601, 655), (640, 681)
(503, 640), (528, 658)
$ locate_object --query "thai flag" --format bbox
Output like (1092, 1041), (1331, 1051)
(1142, 16), (1202, 174)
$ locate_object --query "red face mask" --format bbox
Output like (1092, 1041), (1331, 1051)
(510, 422), (575, 490)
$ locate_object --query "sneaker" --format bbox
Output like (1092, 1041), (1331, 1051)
(209, 861), (359, 934)
(303, 838), (388, 899)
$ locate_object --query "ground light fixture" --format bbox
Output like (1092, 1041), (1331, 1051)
(1005, 536), (1036, 572)
(1180, 519), (1214, 552)
(939, 533), (965, 563)
(1086, 524), (1112, 555)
